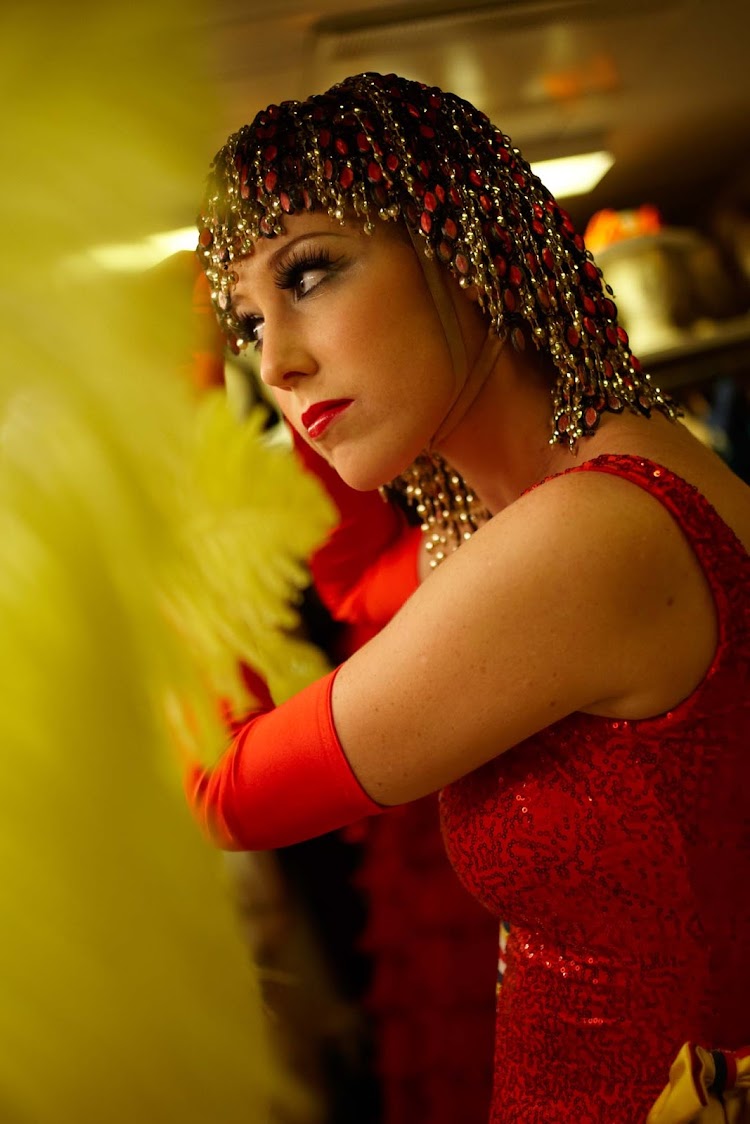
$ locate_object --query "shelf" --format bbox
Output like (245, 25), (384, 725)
(641, 317), (750, 393)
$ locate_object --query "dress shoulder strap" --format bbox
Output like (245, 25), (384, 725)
(560, 454), (750, 650)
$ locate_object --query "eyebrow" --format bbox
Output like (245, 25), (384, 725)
(232, 230), (351, 317)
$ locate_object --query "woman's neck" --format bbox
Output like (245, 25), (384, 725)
(435, 342), (576, 513)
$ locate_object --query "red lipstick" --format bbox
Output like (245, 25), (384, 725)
(301, 399), (353, 440)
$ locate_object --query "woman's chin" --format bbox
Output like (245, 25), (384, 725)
(328, 450), (414, 494)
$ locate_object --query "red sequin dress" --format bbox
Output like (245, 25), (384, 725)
(440, 455), (750, 1123)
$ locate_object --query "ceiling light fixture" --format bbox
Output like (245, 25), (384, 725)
(530, 150), (614, 199)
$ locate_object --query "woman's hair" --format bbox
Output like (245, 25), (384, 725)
(198, 71), (676, 446)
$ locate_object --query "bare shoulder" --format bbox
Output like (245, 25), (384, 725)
(333, 461), (709, 805)
(470, 464), (685, 595)
(483, 465), (719, 717)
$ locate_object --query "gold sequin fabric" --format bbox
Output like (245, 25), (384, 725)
(440, 455), (750, 1122)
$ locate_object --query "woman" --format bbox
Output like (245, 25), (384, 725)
(190, 73), (750, 1121)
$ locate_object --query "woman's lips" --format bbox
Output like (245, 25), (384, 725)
(301, 399), (353, 440)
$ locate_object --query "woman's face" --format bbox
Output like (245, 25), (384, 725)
(230, 211), (465, 491)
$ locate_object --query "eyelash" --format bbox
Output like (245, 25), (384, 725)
(273, 246), (334, 292)
(236, 246), (337, 352)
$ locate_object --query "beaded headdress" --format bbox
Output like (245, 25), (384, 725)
(197, 72), (676, 559)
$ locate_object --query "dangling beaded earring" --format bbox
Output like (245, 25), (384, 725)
(388, 453), (490, 568)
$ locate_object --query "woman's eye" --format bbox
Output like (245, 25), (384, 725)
(237, 318), (264, 351)
(275, 250), (336, 298)
(293, 266), (326, 299)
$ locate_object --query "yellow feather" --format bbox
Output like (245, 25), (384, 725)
(0, 2), (332, 1119)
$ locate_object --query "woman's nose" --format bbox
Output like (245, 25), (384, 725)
(258, 323), (318, 391)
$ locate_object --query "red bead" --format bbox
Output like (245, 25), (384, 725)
(407, 102), (420, 118)
(631, 355), (642, 372)
(526, 252), (539, 274)
(263, 144), (277, 162)
(504, 289), (516, 311)
(240, 183), (250, 199)
(583, 317), (597, 336)
(420, 124), (435, 139)
(532, 220), (545, 236)
(509, 264), (523, 287)
(480, 193), (492, 213)
(319, 129), (331, 148)
(419, 159), (431, 179)
(420, 211), (432, 234)
(584, 261), (599, 281)
(335, 137), (348, 156)
(339, 167), (354, 189)
(429, 93), (442, 108)
(455, 252), (470, 275)
(323, 159), (333, 181)
(424, 191), (437, 213)
(542, 248), (555, 272)
(606, 326), (618, 345)
(435, 184), (446, 203)
(280, 191), (292, 213)
(367, 161), (383, 183)
(443, 217), (458, 239)
(356, 132), (370, 152)
(264, 170), (278, 193)
(437, 241), (452, 263)
(469, 169), (483, 187)
(617, 326), (629, 344)
(449, 185), (462, 207)
(602, 298), (617, 319)
(584, 406), (598, 429)
(583, 295), (596, 316)
(386, 153), (399, 172)
(567, 327), (580, 347)
(603, 360), (614, 378)
(513, 173), (527, 188)
(493, 254), (507, 277)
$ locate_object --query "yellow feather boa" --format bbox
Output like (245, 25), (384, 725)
(0, 2), (333, 1120)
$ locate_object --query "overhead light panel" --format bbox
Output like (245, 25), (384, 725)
(530, 150), (614, 199)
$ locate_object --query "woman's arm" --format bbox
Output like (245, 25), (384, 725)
(187, 469), (715, 846)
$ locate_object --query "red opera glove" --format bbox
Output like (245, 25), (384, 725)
(290, 428), (421, 628)
(185, 668), (384, 851)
